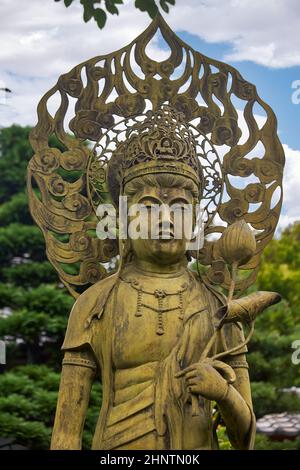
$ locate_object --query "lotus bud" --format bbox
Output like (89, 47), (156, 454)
(217, 219), (256, 266)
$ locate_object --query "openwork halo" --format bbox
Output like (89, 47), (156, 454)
(87, 108), (223, 228)
(28, 14), (285, 297)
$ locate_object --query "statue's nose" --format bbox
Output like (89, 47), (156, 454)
(158, 203), (172, 224)
(158, 220), (174, 238)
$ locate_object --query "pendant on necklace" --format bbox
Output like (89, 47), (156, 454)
(128, 278), (186, 336)
(154, 289), (166, 335)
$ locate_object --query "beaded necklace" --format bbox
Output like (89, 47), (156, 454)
(120, 276), (188, 335)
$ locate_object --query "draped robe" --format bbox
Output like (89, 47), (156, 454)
(61, 267), (256, 450)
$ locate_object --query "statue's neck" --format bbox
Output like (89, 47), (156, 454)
(132, 257), (188, 277)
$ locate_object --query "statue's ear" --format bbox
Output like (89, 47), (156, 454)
(122, 238), (132, 261)
(107, 147), (124, 208)
(118, 237), (133, 273)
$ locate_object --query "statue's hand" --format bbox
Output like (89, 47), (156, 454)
(175, 358), (236, 402)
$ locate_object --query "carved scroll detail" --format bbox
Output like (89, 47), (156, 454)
(28, 14), (284, 297)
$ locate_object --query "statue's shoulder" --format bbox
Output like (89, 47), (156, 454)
(72, 272), (119, 317)
(187, 268), (226, 306)
(61, 273), (119, 351)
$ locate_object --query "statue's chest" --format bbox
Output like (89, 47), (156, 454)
(112, 278), (188, 369)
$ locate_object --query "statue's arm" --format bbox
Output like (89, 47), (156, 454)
(51, 349), (96, 450)
(212, 312), (255, 449)
(217, 362), (255, 450)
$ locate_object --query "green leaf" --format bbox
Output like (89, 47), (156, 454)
(64, 0), (74, 7)
(135, 0), (158, 17)
(93, 8), (107, 28)
(82, 2), (94, 22)
(105, 1), (119, 15)
(0, 224), (46, 264)
(135, 0), (145, 11)
(0, 193), (31, 226)
(160, 0), (169, 13)
(1, 261), (57, 287)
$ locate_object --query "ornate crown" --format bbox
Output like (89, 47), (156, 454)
(116, 106), (202, 189)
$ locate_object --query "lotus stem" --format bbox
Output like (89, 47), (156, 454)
(212, 321), (255, 361)
(228, 261), (238, 303)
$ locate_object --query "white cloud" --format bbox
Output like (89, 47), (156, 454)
(1, 0), (299, 128)
(0, 0), (147, 78)
(167, 0), (300, 68)
(0, 0), (168, 127)
(277, 144), (300, 232)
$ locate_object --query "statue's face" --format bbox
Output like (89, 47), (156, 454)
(127, 184), (194, 266)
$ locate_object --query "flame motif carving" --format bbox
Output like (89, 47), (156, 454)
(28, 14), (284, 298)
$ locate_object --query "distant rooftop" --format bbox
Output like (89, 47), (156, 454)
(280, 386), (300, 396)
(257, 412), (300, 440)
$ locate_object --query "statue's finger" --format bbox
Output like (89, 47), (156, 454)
(175, 364), (197, 378)
(188, 385), (198, 394)
(186, 377), (201, 386)
(212, 360), (236, 383)
(184, 370), (199, 380)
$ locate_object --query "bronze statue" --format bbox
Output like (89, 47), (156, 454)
(27, 15), (285, 450)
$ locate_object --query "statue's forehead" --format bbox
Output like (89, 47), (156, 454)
(135, 185), (192, 201)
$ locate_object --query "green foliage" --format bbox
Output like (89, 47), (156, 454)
(0, 224), (46, 264)
(218, 425), (300, 450)
(0, 125), (75, 369)
(0, 193), (31, 226)
(0, 413), (51, 450)
(135, 0), (175, 17)
(1, 261), (58, 287)
(218, 221), (300, 449)
(248, 330), (300, 386)
(217, 426), (233, 450)
(253, 299), (295, 335)
(243, 222), (300, 449)
(0, 126), (33, 203)
(0, 125), (86, 448)
(54, 0), (176, 29)
(0, 283), (73, 363)
(263, 222), (300, 269)
(0, 284), (73, 314)
(251, 382), (300, 417)
(257, 222), (300, 319)
(0, 308), (67, 344)
(0, 126), (64, 202)
(0, 366), (102, 449)
(254, 434), (300, 450)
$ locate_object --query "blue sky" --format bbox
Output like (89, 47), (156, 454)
(0, 0), (299, 230)
(166, 31), (300, 150)
(153, 27), (299, 145)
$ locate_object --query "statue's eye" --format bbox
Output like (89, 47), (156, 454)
(147, 205), (160, 214)
(141, 203), (157, 213)
(141, 203), (152, 210)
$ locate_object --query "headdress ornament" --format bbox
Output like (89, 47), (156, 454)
(107, 105), (202, 199)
